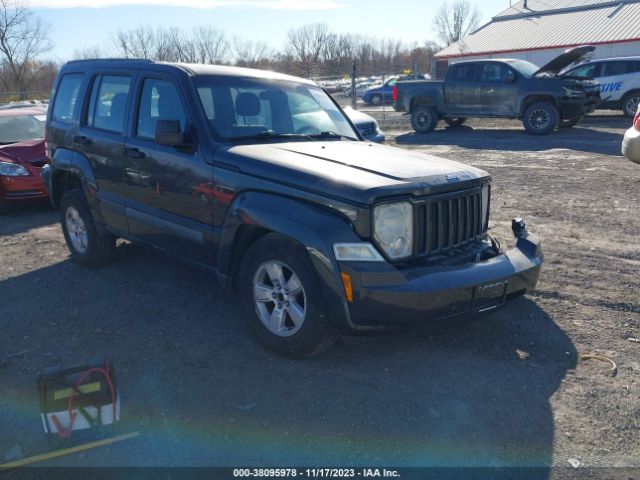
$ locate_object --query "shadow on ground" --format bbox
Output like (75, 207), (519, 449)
(0, 244), (576, 476)
(395, 124), (624, 156)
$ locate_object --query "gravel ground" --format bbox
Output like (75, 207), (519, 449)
(0, 113), (638, 479)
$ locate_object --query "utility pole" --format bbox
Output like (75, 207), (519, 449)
(351, 59), (357, 109)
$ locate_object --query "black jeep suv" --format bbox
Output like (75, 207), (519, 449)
(43, 59), (543, 356)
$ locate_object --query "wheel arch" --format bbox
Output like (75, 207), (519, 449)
(520, 94), (557, 116)
(218, 191), (363, 331)
(50, 148), (97, 208)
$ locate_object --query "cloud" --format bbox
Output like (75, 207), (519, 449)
(30, 0), (348, 9)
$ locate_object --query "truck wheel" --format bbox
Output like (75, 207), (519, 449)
(411, 106), (438, 133)
(60, 189), (117, 267)
(523, 101), (558, 135)
(622, 92), (640, 118)
(444, 117), (467, 127)
(239, 233), (337, 358)
(370, 94), (382, 105)
(559, 116), (582, 128)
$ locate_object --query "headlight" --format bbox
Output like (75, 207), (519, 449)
(0, 161), (29, 177)
(563, 86), (584, 98)
(481, 183), (490, 231)
(373, 202), (413, 260)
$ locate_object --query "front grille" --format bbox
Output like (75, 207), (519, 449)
(357, 122), (376, 137)
(416, 186), (488, 256)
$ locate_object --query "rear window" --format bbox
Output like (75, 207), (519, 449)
(51, 74), (83, 123)
(602, 61), (628, 76)
(87, 75), (132, 134)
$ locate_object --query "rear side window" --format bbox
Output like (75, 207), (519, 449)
(449, 64), (478, 82)
(87, 75), (132, 134)
(52, 74), (83, 123)
(602, 61), (628, 76)
(136, 78), (187, 139)
(629, 61), (640, 73)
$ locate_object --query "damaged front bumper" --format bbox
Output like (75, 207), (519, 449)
(338, 218), (543, 328)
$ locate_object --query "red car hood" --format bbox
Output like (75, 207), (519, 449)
(0, 138), (47, 167)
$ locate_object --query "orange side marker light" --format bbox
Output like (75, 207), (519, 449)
(340, 272), (353, 303)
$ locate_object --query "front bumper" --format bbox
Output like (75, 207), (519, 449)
(339, 228), (542, 327)
(0, 174), (49, 205)
(363, 132), (385, 143)
(622, 126), (640, 164)
(558, 95), (600, 118)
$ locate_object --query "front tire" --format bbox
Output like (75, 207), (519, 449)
(523, 101), (558, 135)
(370, 94), (383, 105)
(239, 234), (336, 357)
(411, 105), (438, 133)
(622, 92), (640, 118)
(60, 189), (117, 267)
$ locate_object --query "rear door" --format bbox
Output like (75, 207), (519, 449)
(597, 61), (629, 102)
(123, 72), (214, 263)
(74, 72), (135, 233)
(444, 63), (481, 115)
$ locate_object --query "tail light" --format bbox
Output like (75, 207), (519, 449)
(392, 85), (398, 103)
(634, 111), (640, 132)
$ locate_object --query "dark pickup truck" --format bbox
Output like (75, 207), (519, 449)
(394, 46), (601, 135)
(42, 59), (542, 357)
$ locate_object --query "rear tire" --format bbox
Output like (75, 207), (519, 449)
(411, 105), (438, 134)
(622, 92), (640, 118)
(60, 189), (117, 268)
(559, 116), (582, 128)
(523, 101), (558, 135)
(238, 233), (337, 358)
(444, 117), (467, 127)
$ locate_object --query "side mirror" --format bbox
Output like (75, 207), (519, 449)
(155, 119), (186, 148)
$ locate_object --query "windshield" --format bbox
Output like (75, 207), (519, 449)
(507, 60), (539, 78)
(195, 76), (358, 142)
(0, 113), (46, 144)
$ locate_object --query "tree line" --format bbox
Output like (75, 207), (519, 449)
(0, 0), (481, 100)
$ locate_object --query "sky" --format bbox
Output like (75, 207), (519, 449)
(30, 0), (513, 61)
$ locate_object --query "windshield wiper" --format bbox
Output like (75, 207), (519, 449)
(308, 131), (358, 141)
(229, 131), (314, 142)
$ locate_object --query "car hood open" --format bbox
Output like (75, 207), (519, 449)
(215, 141), (489, 204)
(534, 45), (595, 77)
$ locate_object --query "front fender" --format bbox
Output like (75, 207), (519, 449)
(219, 191), (366, 331)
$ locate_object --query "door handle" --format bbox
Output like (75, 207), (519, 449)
(122, 147), (145, 159)
(72, 135), (91, 146)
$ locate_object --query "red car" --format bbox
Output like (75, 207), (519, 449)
(0, 107), (49, 212)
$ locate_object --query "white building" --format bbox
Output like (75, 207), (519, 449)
(433, 0), (640, 78)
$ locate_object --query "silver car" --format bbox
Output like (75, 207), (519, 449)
(622, 104), (640, 164)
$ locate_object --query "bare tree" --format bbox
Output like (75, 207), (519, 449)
(192, 26), (228, 64)
(286, 23), (331, 77)
(0, 0), (51, 99)
(432, 0), (481, 46)
(232, 38), (271, 67)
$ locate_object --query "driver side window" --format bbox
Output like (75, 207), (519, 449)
(136, 79), (187, 140)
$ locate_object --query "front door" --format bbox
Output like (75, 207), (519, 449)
(477, 62), (519, 116)
(124, 74), (214, 264)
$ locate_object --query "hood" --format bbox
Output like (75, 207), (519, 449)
(343, 107), (376, 125)
(534, 45), (595, 77)
(215, 141), (489, 204)
(0, 138), (47, 166)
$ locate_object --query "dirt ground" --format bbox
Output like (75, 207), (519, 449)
(0, 113), (639, 479)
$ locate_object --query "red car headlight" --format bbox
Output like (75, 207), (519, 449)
(0, 160), (30, 176)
